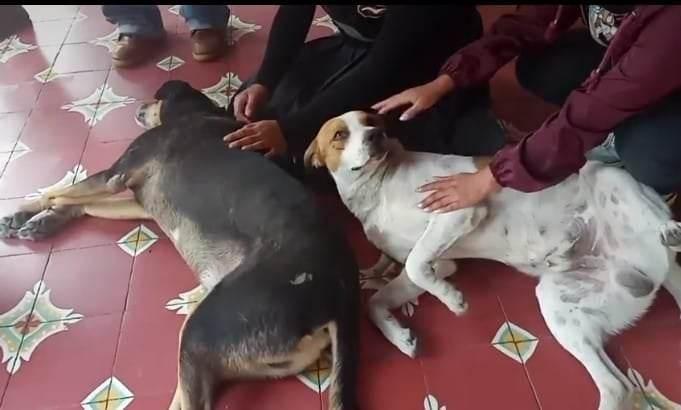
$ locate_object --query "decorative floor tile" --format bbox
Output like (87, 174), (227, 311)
(0, 145), (83, 199)
(18, 108), (91, 152)
(16, 19), (73, 46)
(168, 5), (181, 16)
(82, 376), (134, 407)
(52, 42), (112, 73)
(0, 6), (679, 410)
(0, 111), (28, 152)
(312, 14), (339, 34)
(165, 285), (206, 316)
(296, 350), (331, 393)
(42, 245), (134, 317)
(0, 280), (83, 374)
(0, 80), (43, 112)
(202, 72), (241, 108)
(424, 394), (446, 410)
(491, 322), (539, 363)
(156, 55), (185, 72)
(628, 368), (681, 409)
(1, 314), (122, 409)
(62, 85), (136, 126)
(117, 224), (160, 257)
(89, 28), (119, 53)
(36, 69), (108, 109)
(0, 37), (38, 64)
(87, 100), (145, 143)
(0, 45), (60, 85)
(228, 14), (262, 45)
(24, 164), (88, 200)
(113, 307), (184, 400)
(33, 66), (63, 83)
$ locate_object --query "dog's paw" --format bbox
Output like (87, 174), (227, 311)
(660, 221), (681, 251)
(0, 211), (37, 239)
(443, 290), (469, 316)
(16, 208), (75, 241)
(395, 328), (419, 359)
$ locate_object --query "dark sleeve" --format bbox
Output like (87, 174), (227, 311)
(490, 6), (681, 192)
(439, 5), (579, 88)
(253, 5), (316, 92)
(279, 6), (461, 157)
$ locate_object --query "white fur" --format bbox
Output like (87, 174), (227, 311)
(326, 112), (681, 410)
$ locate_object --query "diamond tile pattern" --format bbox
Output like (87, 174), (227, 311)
(0, 5), (679, 410)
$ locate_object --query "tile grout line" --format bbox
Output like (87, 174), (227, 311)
(102, 221), (143, 403)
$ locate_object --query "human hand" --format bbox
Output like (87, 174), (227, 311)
(223, 120), (288, 158)
(232, 83), (270, 123)
(372, 74), (455, 121)
(417, 166), (501, 213)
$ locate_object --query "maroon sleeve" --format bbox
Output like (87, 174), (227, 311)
(490, 6), (681, 192)
(439, 6), (579, 88)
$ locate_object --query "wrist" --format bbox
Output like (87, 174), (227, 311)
(430, 74), (455, 96)
(482, 166), (502, 194)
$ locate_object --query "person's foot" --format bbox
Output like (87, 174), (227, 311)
(191, 28), (227, 62)
(0, 5), (31, 42)
(112, 34), (166, 69)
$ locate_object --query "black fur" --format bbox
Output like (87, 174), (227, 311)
(119, 81), (361, 408)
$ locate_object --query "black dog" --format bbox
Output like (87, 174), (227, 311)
(0, 80), (360, 410)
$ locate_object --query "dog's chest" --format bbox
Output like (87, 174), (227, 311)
(362, 206), (429, 262)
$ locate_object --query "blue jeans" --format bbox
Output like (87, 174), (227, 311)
(102, 5), (231, 37)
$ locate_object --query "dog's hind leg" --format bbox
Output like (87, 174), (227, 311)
(13, 198), (150, 241)
(19, 169), (129, 213)
(536, 274), (634, 410)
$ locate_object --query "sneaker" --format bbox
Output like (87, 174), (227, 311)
(112, 34), (166, 69)
(191, 28), (227, 62)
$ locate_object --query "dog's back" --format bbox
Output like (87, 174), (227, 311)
(123, 115), (360, 409)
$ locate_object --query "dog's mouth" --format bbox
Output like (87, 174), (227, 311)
(350, 150), (388, 172)
(135, 102), (162, 130)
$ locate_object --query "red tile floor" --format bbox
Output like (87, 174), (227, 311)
(0, 5), (680, 410)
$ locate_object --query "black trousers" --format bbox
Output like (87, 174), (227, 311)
(227, 18), (507, 182)
(516, 29), (681, 195)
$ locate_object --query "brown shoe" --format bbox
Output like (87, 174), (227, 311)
(112, 34), (165, 69)
(191, 29), (227, 62)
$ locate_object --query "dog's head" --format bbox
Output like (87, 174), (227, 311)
(136, 80), (223, 129)
(304, 111), (388, 173)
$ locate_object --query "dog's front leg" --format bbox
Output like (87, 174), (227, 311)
(404, 210), (483, 315)
(370, 260), (457, 358)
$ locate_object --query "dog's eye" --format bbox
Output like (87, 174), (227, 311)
(333, 131), (347, 141)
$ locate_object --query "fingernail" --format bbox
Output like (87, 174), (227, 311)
(417, 203), (423, 208)
(399, 115), (408, 121)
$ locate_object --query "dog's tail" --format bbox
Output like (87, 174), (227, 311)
(327, 319), (359, 410)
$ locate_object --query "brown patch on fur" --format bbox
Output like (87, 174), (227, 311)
(305, 118), (350, 172)
(473, 156), (493, 171)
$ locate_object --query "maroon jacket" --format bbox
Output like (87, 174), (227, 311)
(440, 5), (681, 192)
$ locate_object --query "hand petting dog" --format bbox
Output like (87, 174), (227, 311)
(417, 166), (501, 213)
(223, 120), (288, 158)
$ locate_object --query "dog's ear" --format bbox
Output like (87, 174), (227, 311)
(304, 138), (323, 168)
(154, 80), (196, 101)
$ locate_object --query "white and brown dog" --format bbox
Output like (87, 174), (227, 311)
(304, 110), (681, 410)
